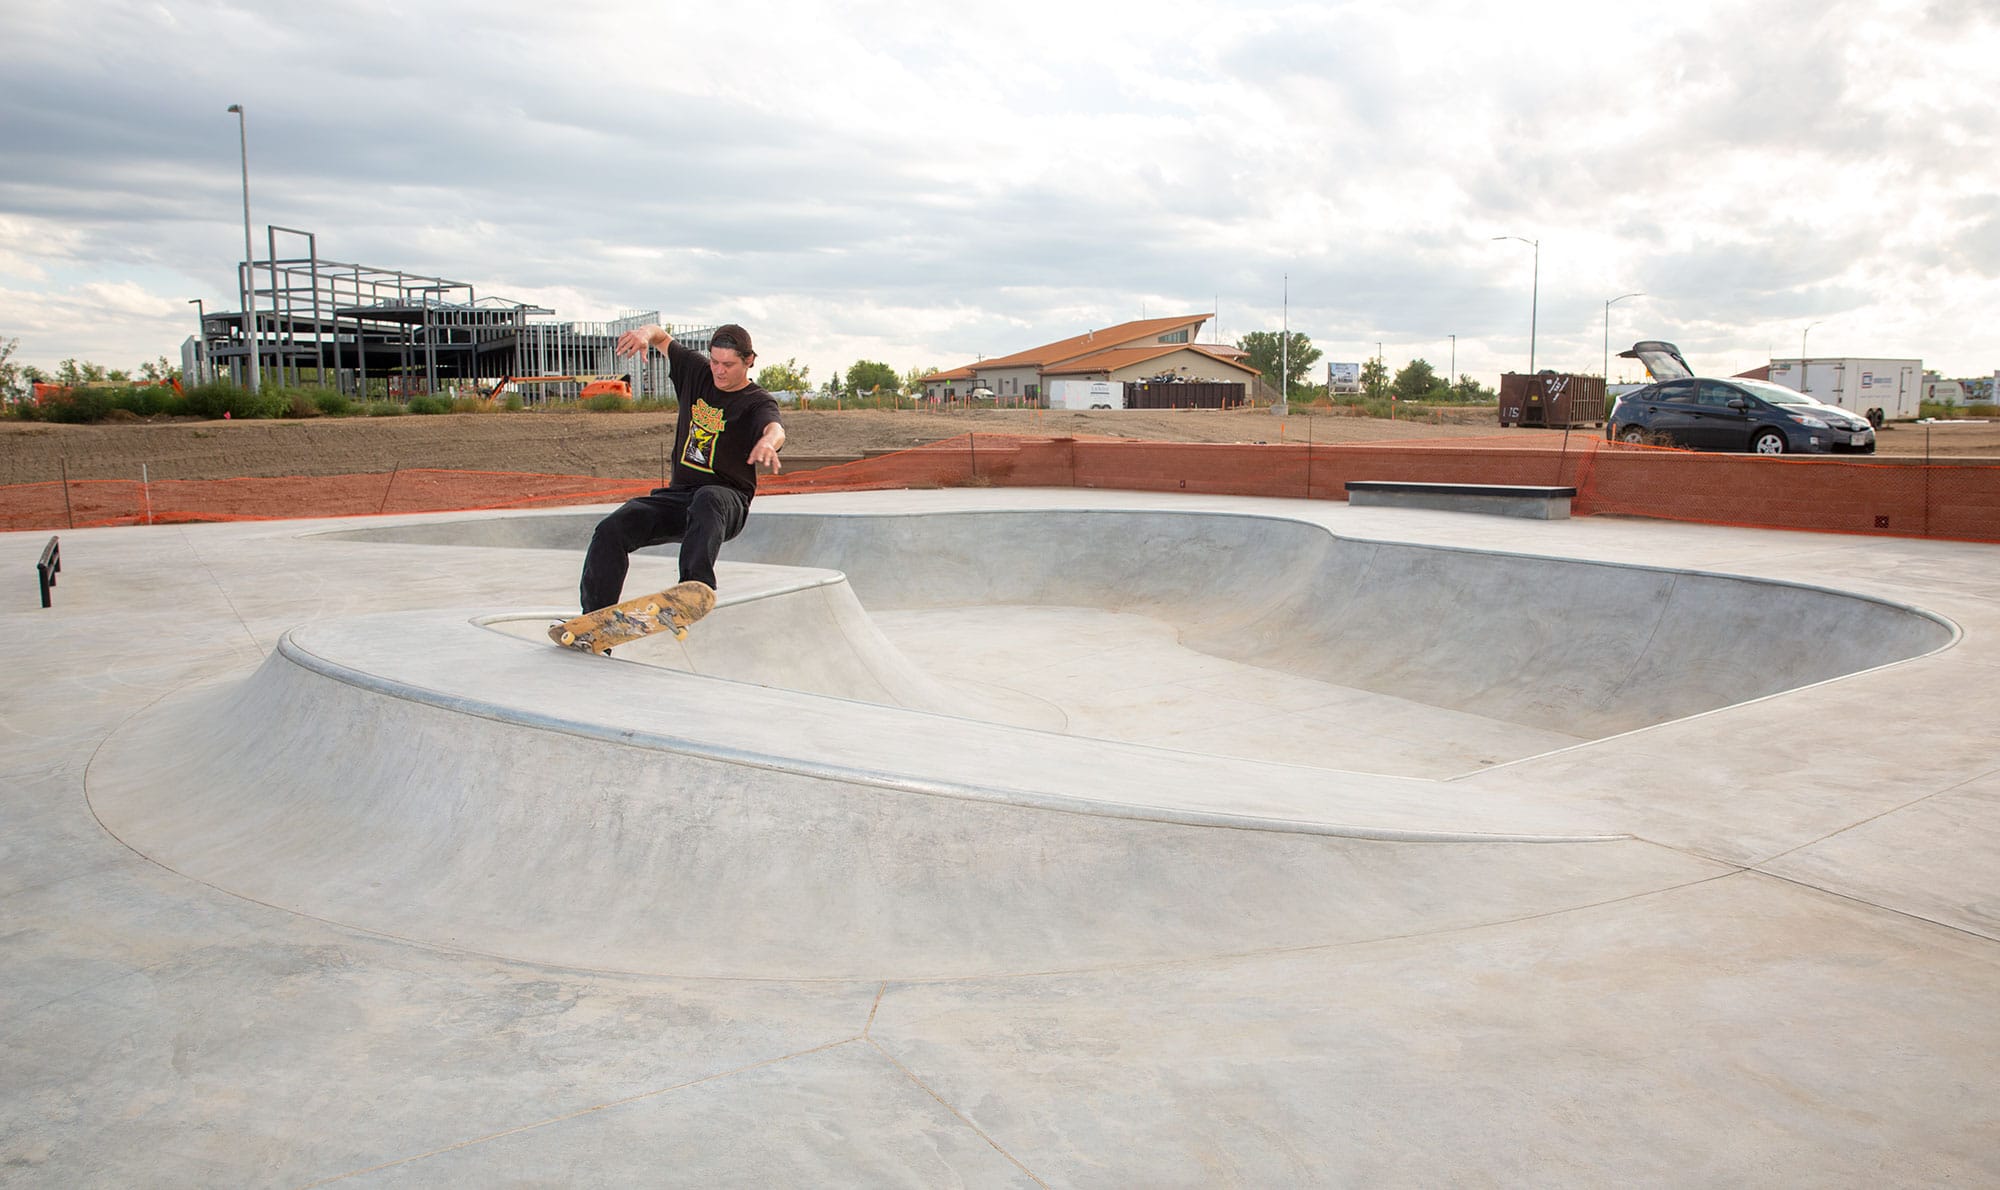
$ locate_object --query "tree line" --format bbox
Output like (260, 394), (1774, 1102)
(755, 358), (937, 398)
(4, 330), (1498, 413)
(1235, 331), (1496, 404)
(1, 337), (181, 403)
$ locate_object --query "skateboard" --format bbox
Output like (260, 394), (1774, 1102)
(549, 581), (716, 655)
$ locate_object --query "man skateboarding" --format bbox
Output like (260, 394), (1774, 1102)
(569, 321), (785, 630)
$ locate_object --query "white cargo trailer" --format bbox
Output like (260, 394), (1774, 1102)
(1048, 379), (1124, 410)
(1766, 357), (1922, 420)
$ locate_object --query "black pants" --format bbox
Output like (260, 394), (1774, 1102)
(579, 485), (750, 612)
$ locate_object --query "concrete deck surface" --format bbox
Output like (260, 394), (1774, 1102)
(4, 488), (1998, 1186)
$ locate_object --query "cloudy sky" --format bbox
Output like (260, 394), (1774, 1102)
(4, 0), (1997, 387)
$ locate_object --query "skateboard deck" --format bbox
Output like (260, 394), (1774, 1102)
(549, 581), (716, 655)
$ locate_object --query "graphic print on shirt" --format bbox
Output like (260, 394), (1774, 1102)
(682, 399), (725, 473)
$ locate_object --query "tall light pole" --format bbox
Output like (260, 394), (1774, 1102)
(1449, 334), (1456, 388)
(1603, 292), (1643, 380)
(227, 104), (260, 392)
(1802, 320), (1823, 394)
(1493, 235), (1539, 374)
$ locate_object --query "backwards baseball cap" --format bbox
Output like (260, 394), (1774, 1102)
(710, 323), (755, 358)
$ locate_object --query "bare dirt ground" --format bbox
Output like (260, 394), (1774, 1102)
(2, 407), (1994, 486)
(0, 406), (1486, 485)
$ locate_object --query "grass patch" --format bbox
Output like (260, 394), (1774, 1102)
(1919, 401), (1998, 419)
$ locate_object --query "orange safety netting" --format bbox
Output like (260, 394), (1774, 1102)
(0, 469), (657, 530)
(4, 433), (1997, 543)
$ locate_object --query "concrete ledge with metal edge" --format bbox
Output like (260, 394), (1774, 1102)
(1345, 479), (1579, 519)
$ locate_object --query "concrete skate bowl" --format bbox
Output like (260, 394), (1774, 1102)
(85, 507), (1954, 981)
(319, 506), (1954, 746)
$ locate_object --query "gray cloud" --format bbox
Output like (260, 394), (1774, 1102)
(3, 0), (1998, 380)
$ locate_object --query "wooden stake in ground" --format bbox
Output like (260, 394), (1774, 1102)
(378, 464), (401, 515)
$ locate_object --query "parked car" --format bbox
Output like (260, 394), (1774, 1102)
(1608, 340), (1877, 455)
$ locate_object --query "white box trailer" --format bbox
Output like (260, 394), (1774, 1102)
(1048, 379), (1124, 410)
(1767, 357), (1922, 420)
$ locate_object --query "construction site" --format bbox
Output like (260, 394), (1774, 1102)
(186, 229), (712, 402)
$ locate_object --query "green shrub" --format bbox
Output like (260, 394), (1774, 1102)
(450, 397), (489, 413)
(110, 386), (181, 417)
(584, 393), (629, 412)
(259, 385), (347, 418)
(38, 388), (114, 423)
(19, 385), (189, 422)
(502, 394), (524, 412)
(366, 400), (406, 417)
(314, 390), (352, 416)
(407, 395), (452, 415)
(182, 381), (288, 420)
(1920, 400), (1999, 419)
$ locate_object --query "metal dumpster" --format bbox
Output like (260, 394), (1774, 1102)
(1499, 372), (1607, 428)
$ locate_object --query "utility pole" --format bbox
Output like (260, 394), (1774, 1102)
(1604, 293), (1643, 380)
(1280, 273), (1288, 412)
(1493, 235), (1539, 375)
(227, 104), (260, 392)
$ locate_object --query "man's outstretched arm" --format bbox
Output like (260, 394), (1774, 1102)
(615, 324), (673, 358)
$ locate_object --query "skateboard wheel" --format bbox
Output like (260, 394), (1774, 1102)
(559, 630), (576, 646)
(672, 627), (687, 641)
(643, 602), (661, 614)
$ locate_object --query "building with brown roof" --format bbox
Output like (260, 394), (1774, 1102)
(920, 314), (1258, 401)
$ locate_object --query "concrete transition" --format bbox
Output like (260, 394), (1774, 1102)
(10, 489), (2000, 1184)
(87, 507), (1948, 980)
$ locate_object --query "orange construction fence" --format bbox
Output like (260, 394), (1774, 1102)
(4, 433), (1997, 543)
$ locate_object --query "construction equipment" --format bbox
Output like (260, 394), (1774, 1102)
(484, 374), (632, 403)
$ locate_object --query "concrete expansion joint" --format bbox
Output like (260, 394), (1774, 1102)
(862, 1032), (1053, 1188)
(1741, 865), (2000, 948)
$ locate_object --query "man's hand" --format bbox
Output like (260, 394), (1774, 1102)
(749, 423), (786, 474)
(615, 324), (670, 359)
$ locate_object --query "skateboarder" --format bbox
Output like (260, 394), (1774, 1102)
(576, 322), (785, 613)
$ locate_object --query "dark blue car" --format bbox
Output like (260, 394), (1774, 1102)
(1608, 342), (1877, 455)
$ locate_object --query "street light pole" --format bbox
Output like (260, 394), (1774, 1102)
(1493, 236), (1539, 374)
(1280, 272), (1288, 411)
(227, 104), (260, 392)
(1603, 292), (1643, 381)
(1802, 320), (1823, 394)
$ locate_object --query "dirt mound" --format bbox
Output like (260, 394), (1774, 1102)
(7, 406), (1988, 487)
(0, 406), (1506, 484)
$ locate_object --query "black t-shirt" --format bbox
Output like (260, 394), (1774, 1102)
(666, 340), (782, 501)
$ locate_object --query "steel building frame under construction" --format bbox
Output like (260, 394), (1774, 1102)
(198, 228), (713, 403)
